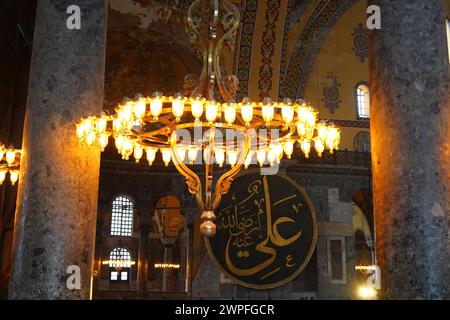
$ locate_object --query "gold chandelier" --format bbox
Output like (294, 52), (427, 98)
(74, 0), (341, 238)
(0, 143), (21, 186)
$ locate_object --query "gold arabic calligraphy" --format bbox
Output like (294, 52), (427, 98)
(217, 176), (303, 279)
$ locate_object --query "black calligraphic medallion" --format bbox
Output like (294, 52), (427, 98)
(205, 171), (317, 289)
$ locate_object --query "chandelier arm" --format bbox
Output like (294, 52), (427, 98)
(211, 134), (250, 210)
(170, 141), (205, 210)
(194, 47), (209, 97)
(187, 0), (210, 96)
(206, 0), (220, 100)
(186, 0), (209, 51)
(213, 0), (241, 102)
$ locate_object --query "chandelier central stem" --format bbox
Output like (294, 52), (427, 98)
(207, 0), (219, 100)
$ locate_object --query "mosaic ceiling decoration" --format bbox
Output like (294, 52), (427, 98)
(104, 28), (202, 110)
(235, 0), (258, 102)
(258, 0), (282, 100)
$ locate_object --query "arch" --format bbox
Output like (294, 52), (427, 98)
(152, 195), (184, 237)
(280, 0), (361, 99)
(352, 202), (372, 249)
(353, 131), (370, 152)
(108, 247), (133, 268)
(111, 195), (135, 236)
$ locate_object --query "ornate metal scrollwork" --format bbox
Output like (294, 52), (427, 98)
(186, 0), (241, 102)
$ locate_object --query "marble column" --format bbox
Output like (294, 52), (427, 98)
(9, 0), (108, 299)
(369, 0), (449, 299)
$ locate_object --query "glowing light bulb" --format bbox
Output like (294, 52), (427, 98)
(241, 101), (253, 126)
(161, 149), (171, 167)
(150, 93), (163, 120)
(134, 98), (147, 119)
(327, 125), (340, 143)
(115, 135), (125, 152)
(83, 117), (93, 133)
(172, 95), (185, 122)
(96, 116), (108, 134)
(306, 109), (317, 128)
(191, 97), (204, 120)
(113, 118), (122, 134)
(297, 105), (310, 123)
(188, 147), (198, 165)
(134, 145), (144, 163)
(274, 144), (283, 163)
(315, 138), (325, 157)
(146, 147), (157, 166)
(0, 170), (6, 185)
(224, 103), (236, 125)
(244, 152), (253, 169)
(267, 146), (276, 166)
(0, 145), (4, 162)
(86, 132), (96, 147)
(177, 148), (186, 162)
(283, 141), (294, 159)
(214, 148), (225, 167)
(76, 123), (85, 141)
(296, 121), (306, 137)
(317, 121), (328, 141)
(122, 103), (134, 122)
(205, 101), (218, 123)
(262, 103), (274, 125)
(297, 106), (317, 140)
(9, 170), (19, 186)
(227, 150), (238, 167)
(326, 125), (341, 153)
(121, 139), (134, 160)
(99, 133), (109, 152)
(300, 139), (311, 158)
(257, 149), (266, 167)
(282, 104), (294, 125)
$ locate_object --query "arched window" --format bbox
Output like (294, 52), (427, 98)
(355, 83), (370, 119)
(108, 247), (132, 281)
(353, 131), (371, 153)
(111, 195), (134, 236)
